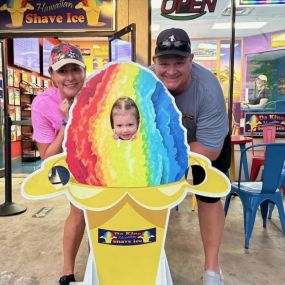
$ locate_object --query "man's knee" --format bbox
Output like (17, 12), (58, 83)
(196, 195), (220, 203)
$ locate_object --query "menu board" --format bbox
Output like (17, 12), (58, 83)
(13, 38), (40, 73)
(111, 39), (132, 62)
(43, 38), (54, 77)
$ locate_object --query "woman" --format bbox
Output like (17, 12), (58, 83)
(31, 42), (86, 285)
(242, 74), (269, 108)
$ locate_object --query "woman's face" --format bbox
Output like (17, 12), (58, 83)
(256, 78), (266, 89)
(50, 63), (86, 99)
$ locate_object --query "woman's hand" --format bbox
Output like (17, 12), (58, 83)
(59, 99), (72, 121)
(241, 102), (249, 108)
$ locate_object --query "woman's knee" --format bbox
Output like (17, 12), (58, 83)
(69, 204), (85, 221)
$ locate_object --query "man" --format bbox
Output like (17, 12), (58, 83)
(153, 28), (231, 285)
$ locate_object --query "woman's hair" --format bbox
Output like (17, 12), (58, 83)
(110, 97), (140, 128)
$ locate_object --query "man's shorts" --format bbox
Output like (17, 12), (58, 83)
(192, 132), (231, 203)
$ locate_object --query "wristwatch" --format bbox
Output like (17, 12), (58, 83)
(62, 119), (68, 126)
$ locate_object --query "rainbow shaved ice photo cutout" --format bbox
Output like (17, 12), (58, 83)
(22, 62), (230, 285)
(65, 62), (189, 187)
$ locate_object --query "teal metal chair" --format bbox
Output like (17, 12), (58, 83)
(224, 143), (285, 249)
(268, 164), (285, 219)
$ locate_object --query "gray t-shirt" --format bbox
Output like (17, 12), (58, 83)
(174, 63), (229, 151)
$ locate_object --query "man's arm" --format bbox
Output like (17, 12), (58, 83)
(190, 141), (221, 161)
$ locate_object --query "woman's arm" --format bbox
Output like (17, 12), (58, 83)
(242, 98), (268, 109)
(37, 126), (66, 159)
(35, 99), (71, 159)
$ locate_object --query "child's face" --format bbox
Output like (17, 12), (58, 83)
(113, 111), (138, 140)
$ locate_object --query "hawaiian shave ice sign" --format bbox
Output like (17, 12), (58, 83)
(0, 0), (115, 33)
(161, 0), (217, 20)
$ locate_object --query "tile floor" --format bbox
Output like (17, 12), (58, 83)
(0, 177), (285, 285)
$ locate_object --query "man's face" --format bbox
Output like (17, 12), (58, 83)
(154, 55), (193, 96)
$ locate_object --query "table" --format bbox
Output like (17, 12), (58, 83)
(230, 135), (253, 181)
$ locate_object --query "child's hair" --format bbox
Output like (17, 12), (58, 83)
(110, 97), (140, 128)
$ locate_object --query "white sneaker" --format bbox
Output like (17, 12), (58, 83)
(203, 269), (224, 285)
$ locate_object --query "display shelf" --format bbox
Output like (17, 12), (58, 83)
(19, 80), (42, 162)
(5, 65), (51, 161)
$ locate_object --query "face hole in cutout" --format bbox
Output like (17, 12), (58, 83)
(187, 165), (206, 186)
(110, 96), (140, 141)
(48, 166), (70, 186)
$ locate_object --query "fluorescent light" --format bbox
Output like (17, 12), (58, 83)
(195, 56), (217, 60)
(240, 0), (285, 6)
(197, 43), (217, 50)
(212, 22), (267, 29)
(151, 24), (160, 31)
(220, 44), (239, 48)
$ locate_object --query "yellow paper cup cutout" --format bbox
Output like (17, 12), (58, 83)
(21, 62), (230, 285)
(0, 4), (34, 28)
(75, 2), (102, 26)
(22, 152), (229, 285)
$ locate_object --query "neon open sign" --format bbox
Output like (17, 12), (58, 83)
(240, 0), (285, 5)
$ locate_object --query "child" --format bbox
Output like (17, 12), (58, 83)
(110, 97), (140, 140)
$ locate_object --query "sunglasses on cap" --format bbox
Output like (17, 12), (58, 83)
(157, 40), (191, 52)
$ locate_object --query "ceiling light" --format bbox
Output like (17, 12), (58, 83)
(194, 56), (217, 61)
(222, 7), (253, 16)
(197, 43), (217, 50)
(212, 22), (267, 29)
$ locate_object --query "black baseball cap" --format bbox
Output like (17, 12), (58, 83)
(154, 28), (191, 58)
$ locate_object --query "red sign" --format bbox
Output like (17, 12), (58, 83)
(161, 0), (217, 20)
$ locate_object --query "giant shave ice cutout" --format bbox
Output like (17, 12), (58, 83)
(22, 62), (230, 285)
(65, 62), (188, 187)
